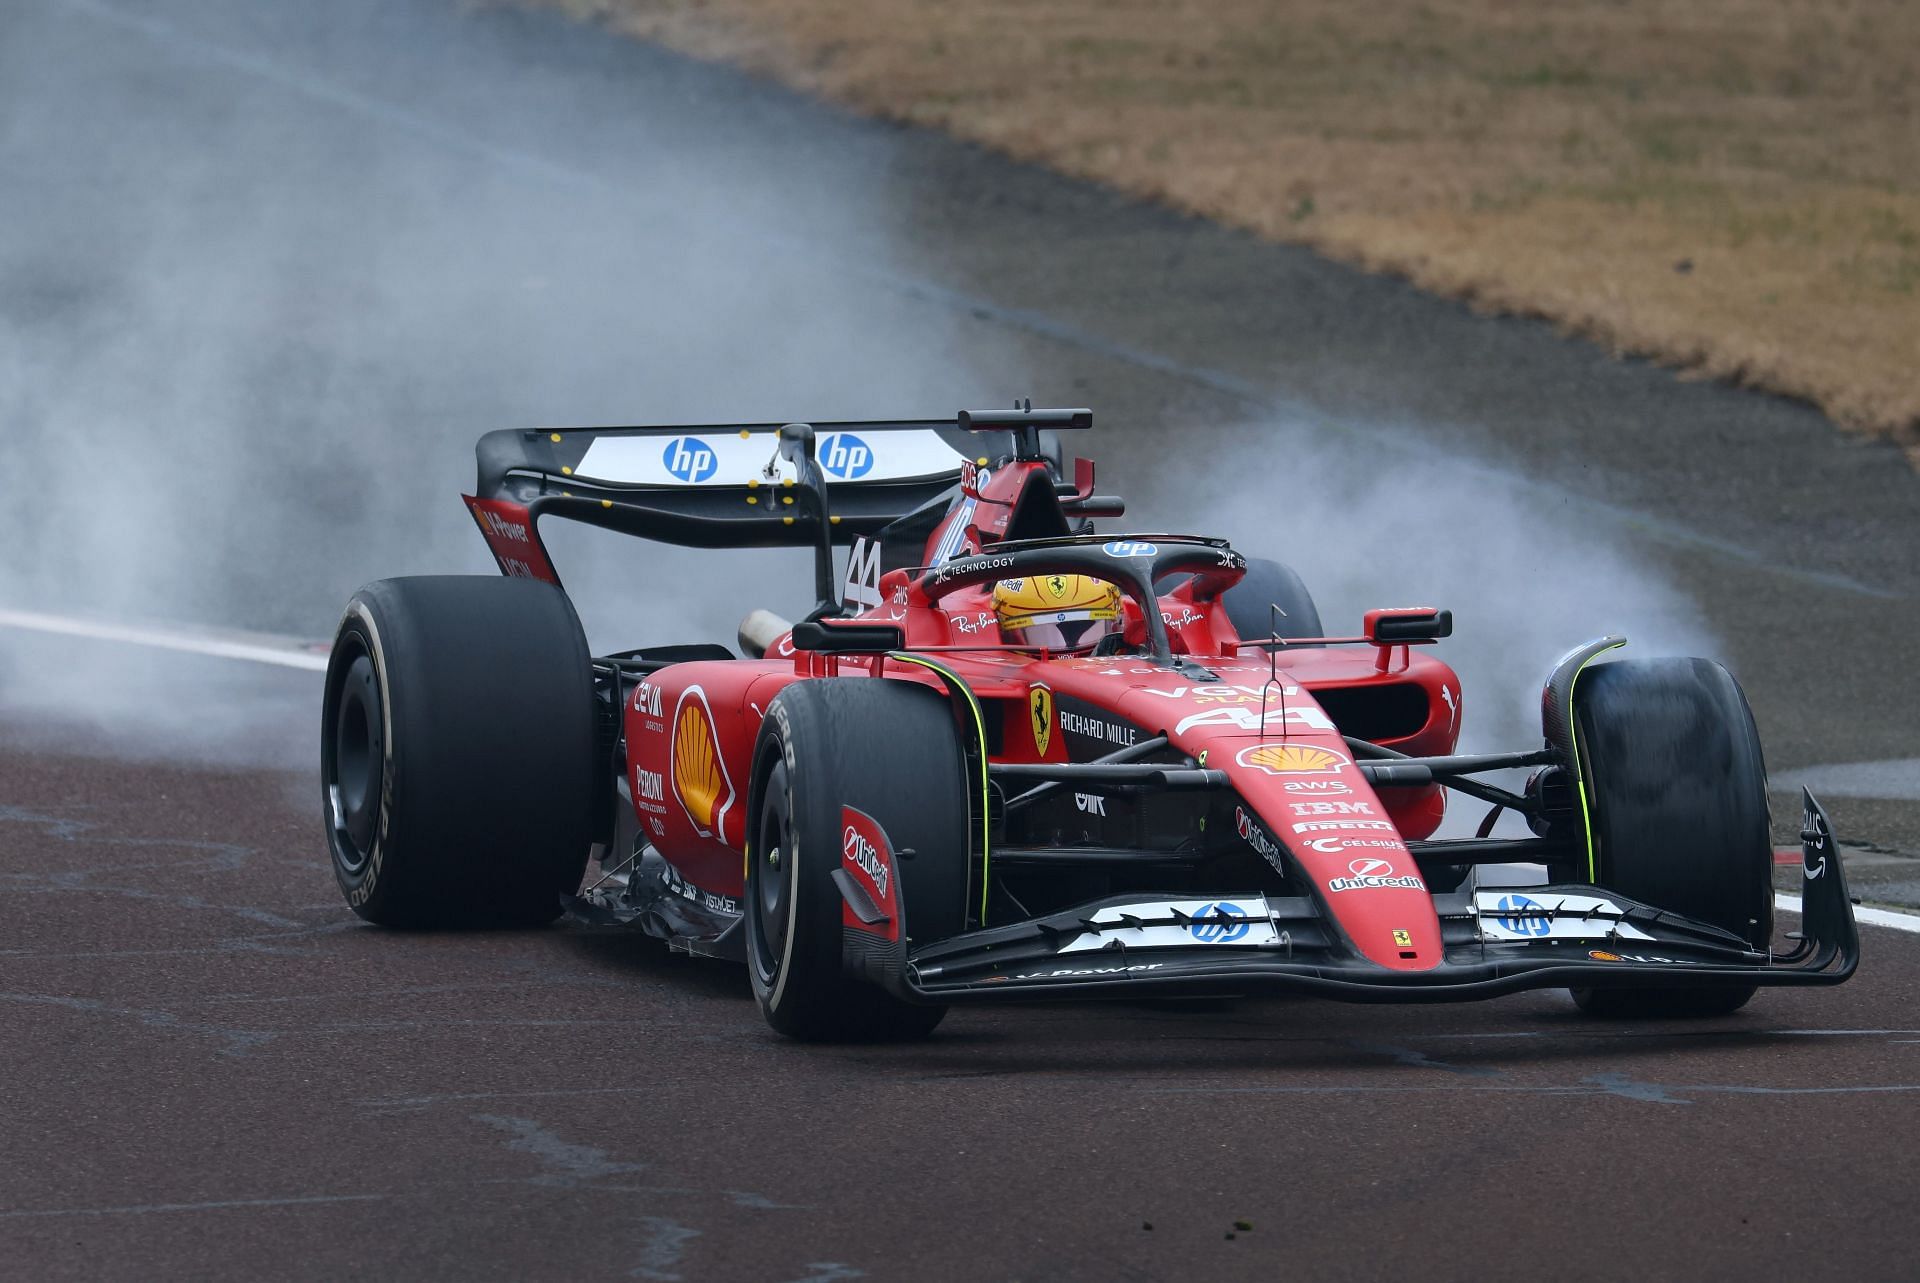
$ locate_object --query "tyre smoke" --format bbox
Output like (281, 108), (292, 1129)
(0, 0), (1013, 763)
(0, 0), (1717, 792)
(1106, 414), (1719, 833)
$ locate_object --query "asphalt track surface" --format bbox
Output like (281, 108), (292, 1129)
(5, 0), (1920, 1279)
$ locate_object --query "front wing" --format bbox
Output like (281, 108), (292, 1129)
(887, 790), (1859, 1005)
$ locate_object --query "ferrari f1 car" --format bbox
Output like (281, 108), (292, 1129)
(321, 407), (1858, 1040)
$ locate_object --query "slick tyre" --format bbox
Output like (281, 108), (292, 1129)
(1222, 557), (1323, 644)
(1568, 657), (1772, 1018)
(322, 576), (595, 928)
(745, 679), (968, 1042)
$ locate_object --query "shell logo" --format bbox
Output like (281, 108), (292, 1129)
(671, 687), (735, 841)
(1236, 743), (1353, 777)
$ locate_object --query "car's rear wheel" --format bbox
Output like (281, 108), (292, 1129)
(746, 679), (968, 1042)
(1222, 557), (1323, 643)
(321, 576), (596, 927)
(1568, 657), (1773, 1017)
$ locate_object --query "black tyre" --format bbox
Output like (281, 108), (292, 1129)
(745, 679), (969, 1042)
(1568, 657), (1772, 1017)
(1222, 557), (1323, 643)
(321, 576), (596, 928)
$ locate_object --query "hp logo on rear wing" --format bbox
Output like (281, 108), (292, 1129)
(662, 437), (719, 482)
(819, 433), (875, 480)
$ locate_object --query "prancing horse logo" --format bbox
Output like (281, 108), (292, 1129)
(1030, 686), (1054, 756)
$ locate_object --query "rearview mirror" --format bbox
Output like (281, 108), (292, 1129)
(790, 620), (905, 654)
(1365, 607), (1452, 644)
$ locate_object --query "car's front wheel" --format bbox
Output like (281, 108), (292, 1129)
(1567, 657), (1773, 1017)
(745, 679), (968, 1042)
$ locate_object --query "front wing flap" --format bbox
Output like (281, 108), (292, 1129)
(894, 790), (1858, 1004)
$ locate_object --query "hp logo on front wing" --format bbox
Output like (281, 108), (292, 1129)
(1188, 902), (1250, 944)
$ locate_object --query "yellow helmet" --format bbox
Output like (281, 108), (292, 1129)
(991, 574), (1122, 651)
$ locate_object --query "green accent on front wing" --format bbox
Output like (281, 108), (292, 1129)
(886, 653), (994, 926)
(1565, 639), (1627, 882)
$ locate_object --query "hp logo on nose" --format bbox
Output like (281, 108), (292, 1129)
(819, 433), (874, 480)
(1188, 901), (1250, 944)
(662, 437), (718, 483)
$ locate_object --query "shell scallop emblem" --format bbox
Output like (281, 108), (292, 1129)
(1235, 743), (1353, 777)
(671, 689), (735, 840)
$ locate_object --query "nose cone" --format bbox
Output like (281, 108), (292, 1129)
(1223, 740), (1443, 971)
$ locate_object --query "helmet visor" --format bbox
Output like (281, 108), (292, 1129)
(1019, 618), (1112, 653)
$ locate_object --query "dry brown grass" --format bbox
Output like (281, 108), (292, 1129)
(549, 0), (1920, 446)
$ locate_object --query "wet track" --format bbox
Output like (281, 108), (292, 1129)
(6, 719), (1920, 1281)
(5, 0), (1920, 1278)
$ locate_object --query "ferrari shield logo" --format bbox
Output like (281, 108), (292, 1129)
(1393, 929), (1413, 947)
(1029, 686), (1054, 756)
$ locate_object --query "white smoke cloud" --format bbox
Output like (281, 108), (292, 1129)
(0, 2), (1716, 802)
(0, 0), (1021, 766)
(1105, 410), (1720, 836)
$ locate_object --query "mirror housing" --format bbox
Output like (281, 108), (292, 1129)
(790, 620), (906, 654)
(1364, 607), (1452, 644)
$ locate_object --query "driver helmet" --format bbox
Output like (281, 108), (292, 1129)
(991, 574), (1121, 652)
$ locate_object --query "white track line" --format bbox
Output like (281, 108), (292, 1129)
(0, 608), (329, 672)
(1776, 892), (1920, 934)
(7, 608), (1919, 935)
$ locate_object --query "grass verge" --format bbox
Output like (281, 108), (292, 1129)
(546, 0), (1919, 450)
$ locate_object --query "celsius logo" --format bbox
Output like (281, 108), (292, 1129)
(1188, 902), (1250, 944)
(1101, 540), (1158, 558)
(662, 437), (718, 482)
(1493, 894), (1550, 936)
(819, 433), (874, 479)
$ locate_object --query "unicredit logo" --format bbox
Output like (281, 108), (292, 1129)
(1327, 856), (1424, 895)
(663, 437), (718, 482)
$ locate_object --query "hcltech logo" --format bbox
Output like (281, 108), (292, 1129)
(1188, 902), (1251, 943)
(1493, 894), (1551, 937)
(819, 433), (874, 480)
(662, 437), (718, 482)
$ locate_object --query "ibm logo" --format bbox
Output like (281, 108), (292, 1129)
(662, 437), (718, 482)
(819, 433), (874, 480)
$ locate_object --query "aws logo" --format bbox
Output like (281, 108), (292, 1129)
(671, 686), (736, 842)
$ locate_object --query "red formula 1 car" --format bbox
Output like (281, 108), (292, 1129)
(321, 407), (1857, 1040)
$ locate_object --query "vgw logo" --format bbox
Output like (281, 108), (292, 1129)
(1493, 894), (1551, 937)
(1188, 901), (1250, 943)
(662, 437), (718, 482)
(819, 433), (874, 480)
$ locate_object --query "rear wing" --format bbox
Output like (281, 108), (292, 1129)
(463, 408), (1092, 606)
